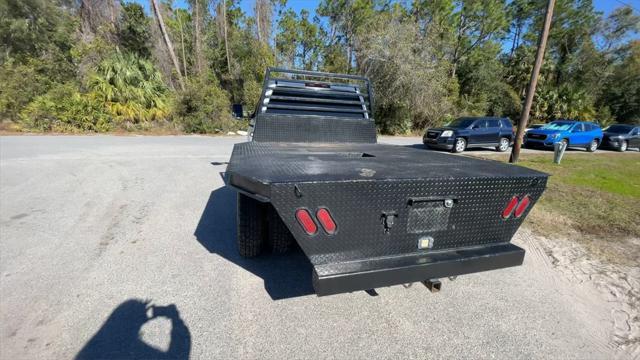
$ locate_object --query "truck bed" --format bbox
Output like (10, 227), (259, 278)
(227, 142), (545, 185)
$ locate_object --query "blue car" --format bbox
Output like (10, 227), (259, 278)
(524, 120), (603, 152)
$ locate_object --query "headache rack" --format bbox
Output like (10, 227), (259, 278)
(249, 68), (377, 143)
(256, 68), (374, 118)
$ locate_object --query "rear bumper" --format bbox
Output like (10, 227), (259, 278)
(312, 243), (525, 296)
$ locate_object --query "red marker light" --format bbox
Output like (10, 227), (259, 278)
(514, 195), (531, 218)
(316, 208), (337, 234)
(295, 209), (317, 235)
(502, 196), (519, 219)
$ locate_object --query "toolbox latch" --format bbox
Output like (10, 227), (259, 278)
(380, 211), (398, 234)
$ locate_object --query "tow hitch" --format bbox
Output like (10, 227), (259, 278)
(422, 279), (442, 293)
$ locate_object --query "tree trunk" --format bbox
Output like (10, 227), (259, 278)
(151, 0), (185, 90)
(347, 44), (353, 74)
(509, 25), (520, 59)
(194, 0), (203, 75)
(256, 1), (262, 43)
(178, 13), (188, 79)
(222, 1), (231, 73)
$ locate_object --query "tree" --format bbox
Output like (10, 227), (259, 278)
(0, 0), (76, 120)
(254, 0), (272, 45)
(601, 41), (640, 123)
(359, 15), (455, 133)
(450, 0), (509, 77)
(118, 2), (151, 58)
(506, 0), (535, 59)
(275, 9), (322, 70)
(79, 0), (120, 43)
(151, 0), (184, 90)
(276, 9), (298, 67)
(317, 0), (377, 73)
(190, 0), (205, 75)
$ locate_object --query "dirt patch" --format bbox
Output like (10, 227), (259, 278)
(520, 230), (640, 358)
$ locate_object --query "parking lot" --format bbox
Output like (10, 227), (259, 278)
(1, 135), (637, 359)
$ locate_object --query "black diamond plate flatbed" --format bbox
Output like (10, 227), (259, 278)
(225, 68), (549, 296)
(227, 141), (546, 185)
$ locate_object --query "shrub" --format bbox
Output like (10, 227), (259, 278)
(88, 52), (169, 126)
(19, 83), (111, 132)
(173, 76), (235, 134)
(0, 58), (73, 121)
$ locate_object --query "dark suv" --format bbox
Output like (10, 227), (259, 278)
(601, 124), (640, 152)
(424, 117), (514, 153)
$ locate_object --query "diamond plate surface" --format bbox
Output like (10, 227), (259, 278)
(227, 142), (546, 184)
(252, 114), (376, 143)
(407, 202), (450, 233)
(269, 177), (546, 266)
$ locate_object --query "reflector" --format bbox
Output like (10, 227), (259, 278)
(514, 195), (531, 218)
(295, 209), (317, 235)
(316, 208), (337, 234)
(502, 196), (519, 219)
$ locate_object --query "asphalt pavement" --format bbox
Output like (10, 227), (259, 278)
(0, 135), (630, 359)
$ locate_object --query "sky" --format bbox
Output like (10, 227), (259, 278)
(136, 0), (640, 18)
(134, 0), (640, 43)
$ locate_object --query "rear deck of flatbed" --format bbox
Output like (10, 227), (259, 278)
(227, 142), (545, 185)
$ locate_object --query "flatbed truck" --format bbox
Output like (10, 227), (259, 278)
(226, 68), (548, 296)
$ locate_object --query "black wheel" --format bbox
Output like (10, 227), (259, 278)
(496, 137), (510, 152)
(267, 205), (295, 253)
(236, 193), (266, 258)
(618, 140), (628, 152)
(586, 139), (598, 152)
(452, 137), (466, 153)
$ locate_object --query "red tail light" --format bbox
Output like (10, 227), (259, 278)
(502, 196), (519, 219)
(514, 195), (531, 218)
(295, 209), (317, 235)
(316, 208), (337, 234)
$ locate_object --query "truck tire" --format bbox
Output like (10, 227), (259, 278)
(267, 206), (295, 253)
(237, 193), (265, 258)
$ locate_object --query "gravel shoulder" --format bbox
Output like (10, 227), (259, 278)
(0, 135), (637, 359)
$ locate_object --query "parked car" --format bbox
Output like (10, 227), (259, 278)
(523, 120), (603, 152)
(423, 117), (514, 153)
(601, 124), (640, 152)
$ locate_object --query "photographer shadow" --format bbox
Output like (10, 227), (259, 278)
(76, 299), (190, 360)
(194, 186), (314, 300)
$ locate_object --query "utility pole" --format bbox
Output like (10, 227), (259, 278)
(510, 0), (555, 163)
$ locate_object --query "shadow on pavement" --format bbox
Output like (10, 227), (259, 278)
(194, 186), (314, 300)
(76, 299), (190, 360)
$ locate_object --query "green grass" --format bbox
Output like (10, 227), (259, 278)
(518, 155), (640, 198)
(473, 152), (640, 265)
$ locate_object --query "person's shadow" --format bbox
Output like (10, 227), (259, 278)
(75, 299), (191, 360)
